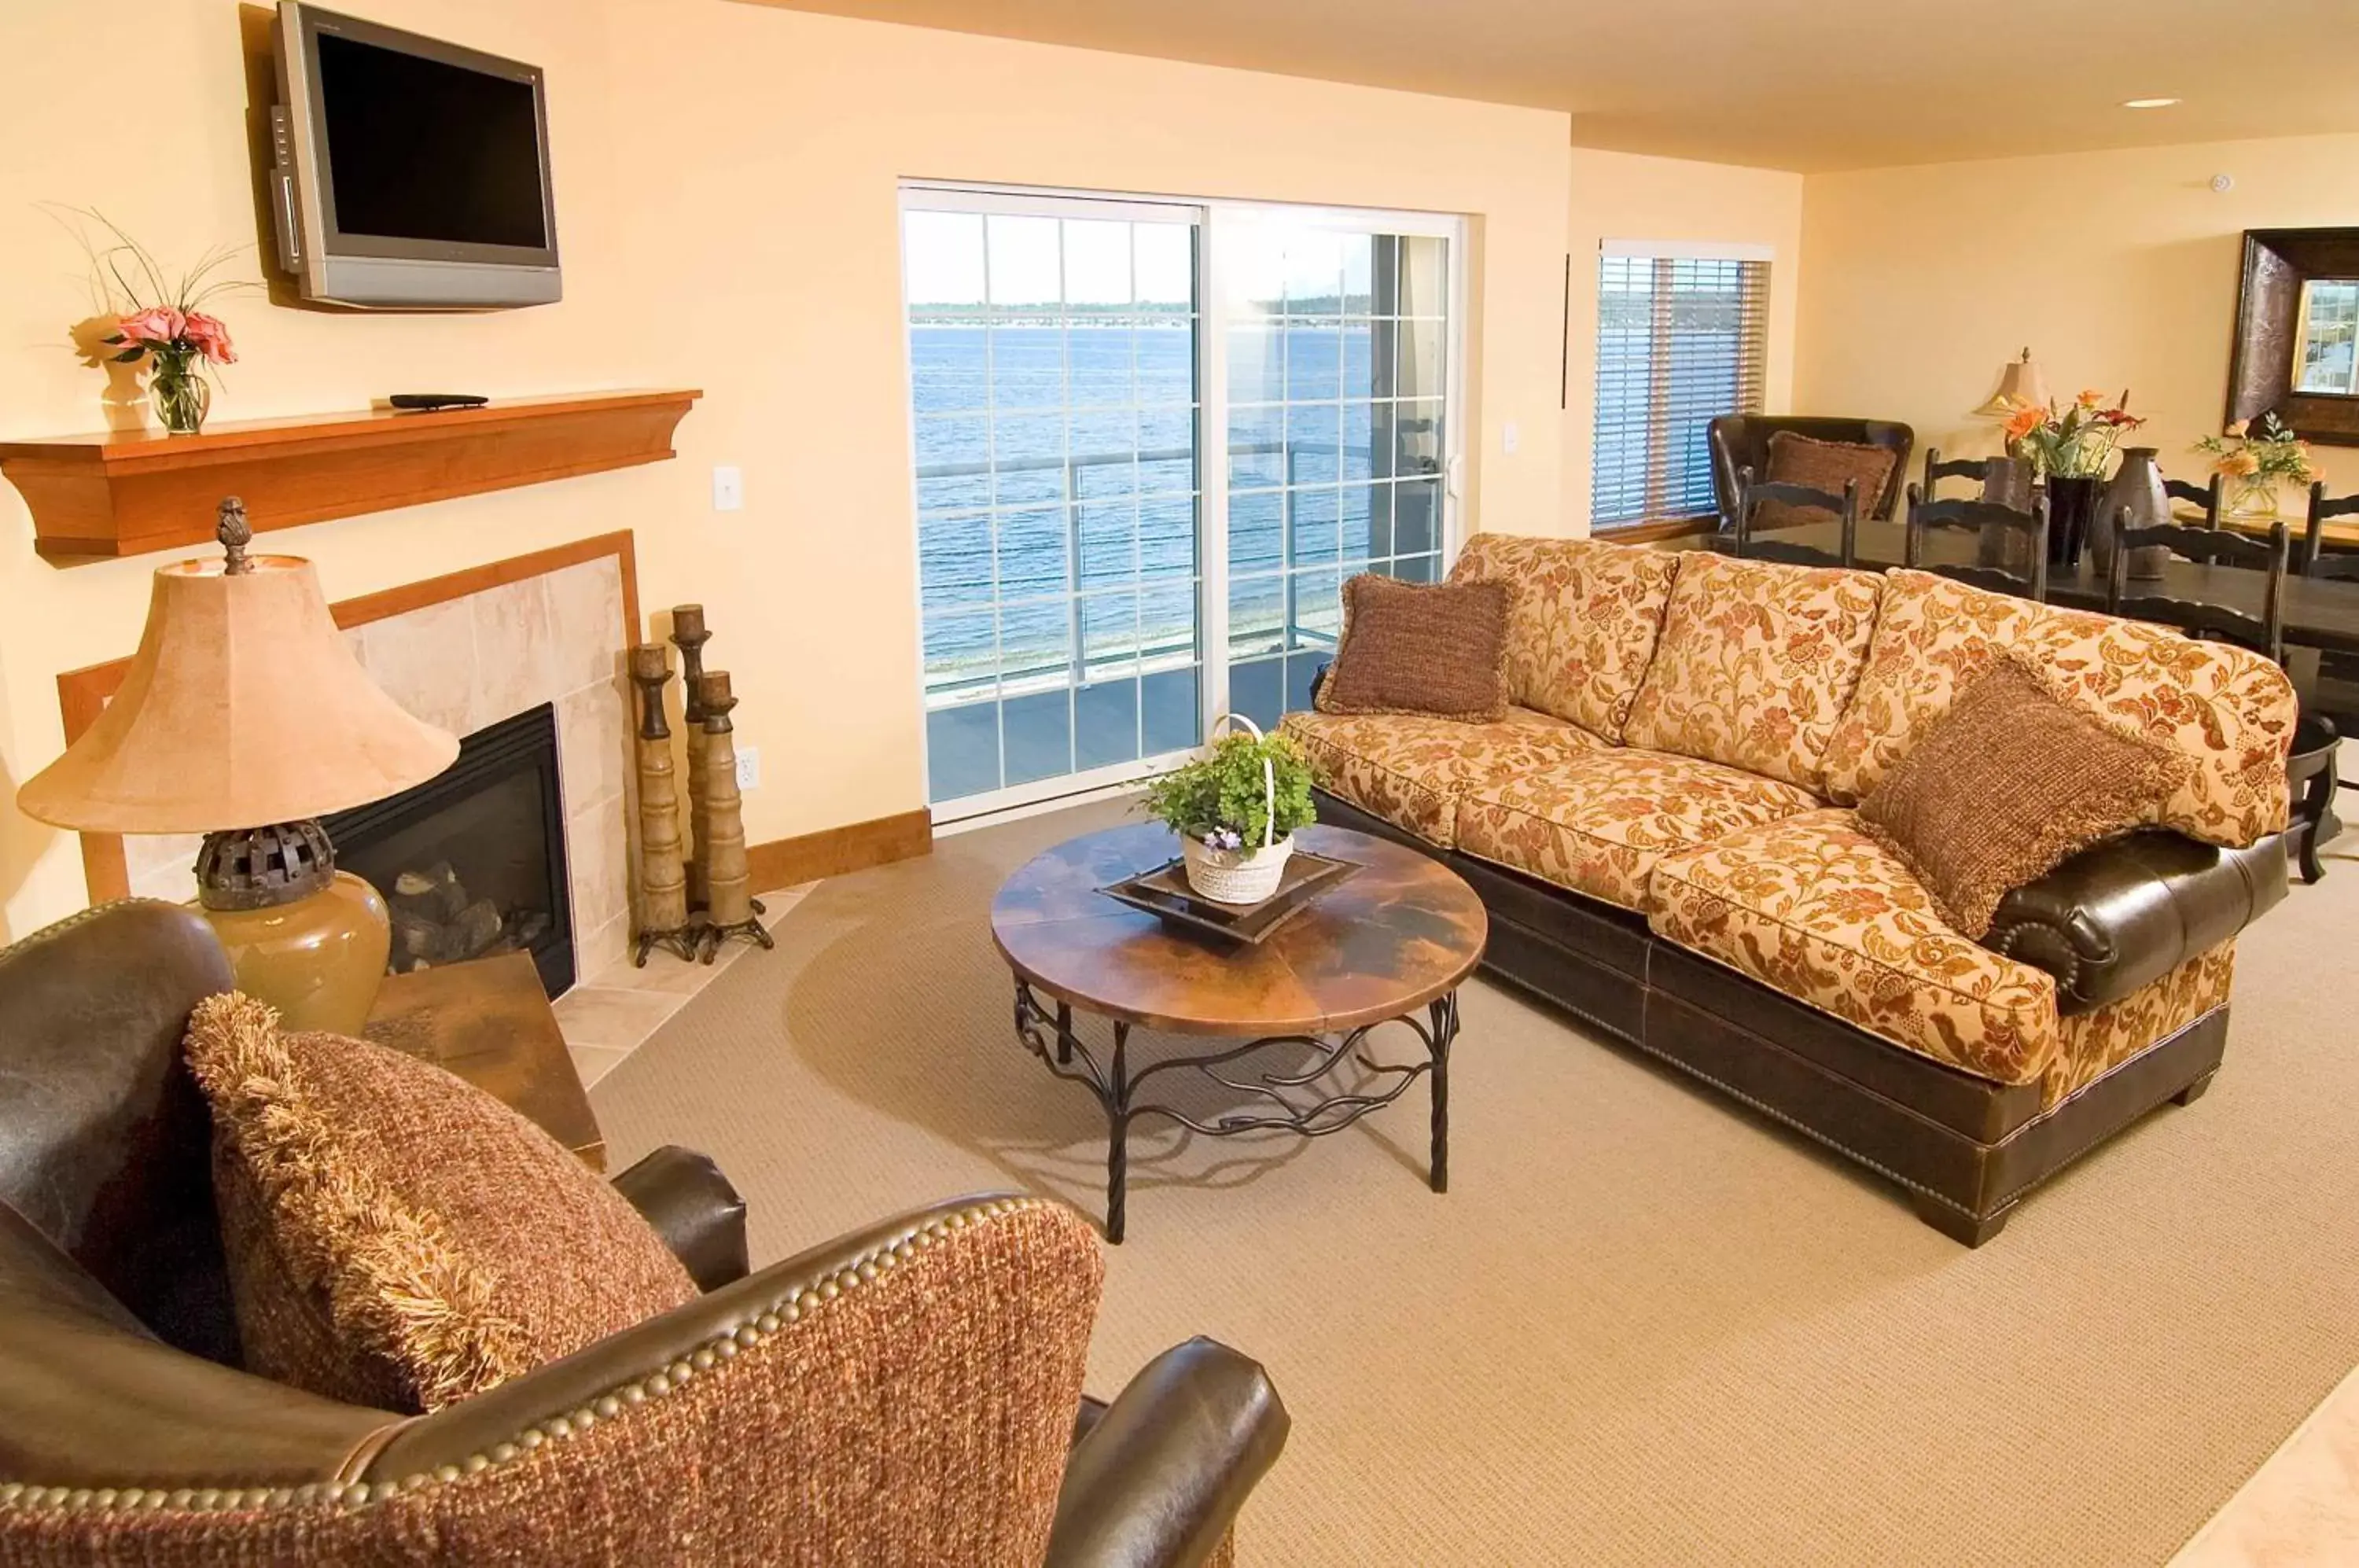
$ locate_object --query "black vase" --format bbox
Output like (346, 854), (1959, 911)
(2045, 475), (2102, 569)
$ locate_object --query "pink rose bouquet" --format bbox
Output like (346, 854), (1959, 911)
(58, 208), (251, 435)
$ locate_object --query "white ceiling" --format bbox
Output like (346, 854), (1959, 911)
(759, 0), (2359, 172)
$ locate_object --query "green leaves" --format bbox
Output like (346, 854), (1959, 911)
(1142, 731), (1319, 846)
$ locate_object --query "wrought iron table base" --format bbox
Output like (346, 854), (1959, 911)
(1012, 981), (1459, 1243)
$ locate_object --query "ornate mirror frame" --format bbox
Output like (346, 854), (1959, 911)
(2228, 226), (2359, 447)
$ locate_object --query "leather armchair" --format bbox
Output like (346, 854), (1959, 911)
(1707, 415), (1915, 528)
(0, 901), (1288, 1566)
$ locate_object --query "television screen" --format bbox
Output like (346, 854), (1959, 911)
(317, 31), (547, 250)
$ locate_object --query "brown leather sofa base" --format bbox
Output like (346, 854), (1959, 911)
(1314, 790), (2229, 1246)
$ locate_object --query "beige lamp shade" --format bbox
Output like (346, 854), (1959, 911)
(17, 553), (458, 835)
(1976, 348), (2051, 417)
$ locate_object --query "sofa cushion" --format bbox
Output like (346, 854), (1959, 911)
(1817, 571), (2298, 847)
(1448, 531), (1680, 742)
(1857, 657), (2196, 938)
(1819, 569), (2039, 805)
(1645, 808), (2062, 1089)
(1316, 574), (1511, 722)
(1455, 748), (1821, 911)
(183, 994), (699, 1413)
(2012, 604), (2298, 848)
(1280, 707), (1603, 848)
(1621, 551), (1883, 792)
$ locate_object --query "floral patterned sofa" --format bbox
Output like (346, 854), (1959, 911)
(1282, 532), (2295, 1243)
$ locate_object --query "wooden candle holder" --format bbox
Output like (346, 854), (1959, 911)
(690, 669), (773, 963)
(669, 605), (712, 910)
(627, 644), (697, 965)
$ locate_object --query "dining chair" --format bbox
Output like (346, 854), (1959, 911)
(1734, 464), (1859, 569)
(1904, 483), (2049, 602)
(2108, 517), (2339, 882)
(2302, 481), (2359, 569)
(2163, 473), (2225, 528)
(1919, 447), (1989, 503)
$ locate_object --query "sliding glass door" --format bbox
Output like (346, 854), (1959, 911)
(903, 190), (1460, 820)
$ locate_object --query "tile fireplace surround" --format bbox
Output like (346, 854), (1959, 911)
(82, 537), (639, 984)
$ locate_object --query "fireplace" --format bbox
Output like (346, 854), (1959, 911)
(324, 703), (576, 997)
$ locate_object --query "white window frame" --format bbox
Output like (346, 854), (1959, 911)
(900, 182), (1468, 829)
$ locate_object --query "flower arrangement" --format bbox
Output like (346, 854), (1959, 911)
(2195, 414), (2316, 516)
(1999, 388), (2145, 479)
(1143, 723), (1317, 903)
(67, 211), (246, 436)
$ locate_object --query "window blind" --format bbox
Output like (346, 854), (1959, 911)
(1590, 253), (1769, 530)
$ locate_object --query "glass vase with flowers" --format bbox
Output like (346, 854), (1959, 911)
(2195, 414), (2317, 522)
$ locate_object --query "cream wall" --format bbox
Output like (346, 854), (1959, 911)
(0, 0), (1571, 939)
(1561, 149), (1806, 532)
(1794, 132), (2359, 495)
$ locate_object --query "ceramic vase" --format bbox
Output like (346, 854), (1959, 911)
(2096, 447), (2172, 581)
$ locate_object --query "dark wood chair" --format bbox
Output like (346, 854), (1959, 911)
(1919, 446), (1989, 502)
(2108, 517), (2339, 882)
(1903, 483), (2049, 602)
(2302, 481), (2359, 569)
(1733, 464), (1858, 568)
(2163, 473), (2224, 528)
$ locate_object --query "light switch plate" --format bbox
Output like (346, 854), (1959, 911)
(1503, 421), (1520, 455)
(712, 465), (744, 512)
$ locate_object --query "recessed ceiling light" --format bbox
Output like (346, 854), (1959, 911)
(2122, 98), (2181, 109)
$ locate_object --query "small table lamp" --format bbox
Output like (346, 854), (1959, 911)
(17, 499), (458, 1032)
(1976, 348), (2051, 417)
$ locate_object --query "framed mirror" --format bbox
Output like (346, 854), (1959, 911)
(2229, 227), (2359, 445)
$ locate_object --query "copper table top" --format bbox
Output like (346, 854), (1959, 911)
(990, 823), (1487, 1036)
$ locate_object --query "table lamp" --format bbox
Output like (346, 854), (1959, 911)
(17, 499), (458, 1033)
(1975, 348), (2050, 417)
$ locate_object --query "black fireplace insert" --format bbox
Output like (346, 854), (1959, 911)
(323, 702), (574, 997)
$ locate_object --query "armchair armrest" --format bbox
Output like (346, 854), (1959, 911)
(1986, 831), (2287, 1014)
(1047, 1338), (1290, 1568)
(609, 1145), (748, 1290)
(351, 1194), (1103, 1564)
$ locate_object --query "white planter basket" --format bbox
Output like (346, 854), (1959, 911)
(1182, 833), (1296, 905)
(1176, 712), (1294, 904)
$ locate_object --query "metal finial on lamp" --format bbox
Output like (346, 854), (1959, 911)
(17, 497), (458, 1032)
(1976, 348), (2051, 417)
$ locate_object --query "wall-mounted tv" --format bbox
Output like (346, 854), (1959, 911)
(270, 2), (561, 309)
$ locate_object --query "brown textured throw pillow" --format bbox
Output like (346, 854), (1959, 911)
(1315, 573), (1511, 721)
(1857, 657), (2195, 938)
(1754, 431), (1899, 530)
(183, 993), (698, 1413)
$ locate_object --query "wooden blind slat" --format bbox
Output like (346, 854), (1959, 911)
(1590, 254), (1768, 528)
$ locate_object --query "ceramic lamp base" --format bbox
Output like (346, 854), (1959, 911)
(201, 870), (391, 1035)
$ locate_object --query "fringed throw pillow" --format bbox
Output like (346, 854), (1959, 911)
(183, 994), (698, 1412)
(1856, 656), (2195, 939)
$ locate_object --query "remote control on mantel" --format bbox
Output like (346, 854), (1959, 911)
(388, 393), (490, 410)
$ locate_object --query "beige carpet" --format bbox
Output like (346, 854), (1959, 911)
(594, 797), (2359, 1566)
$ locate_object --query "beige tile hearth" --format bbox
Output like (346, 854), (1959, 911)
(553, 883), (814, 1064)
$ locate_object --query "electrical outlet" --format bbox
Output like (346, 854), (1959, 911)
(712, 465), (744, 512)
(1503, 421), (1521, 455)
(735, 746), (760, 790)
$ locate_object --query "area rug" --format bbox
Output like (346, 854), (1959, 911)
(594, 796), (2359, 1566)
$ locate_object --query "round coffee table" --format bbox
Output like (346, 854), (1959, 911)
(990, 823), (1486, 1242)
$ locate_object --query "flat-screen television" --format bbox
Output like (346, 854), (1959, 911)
(270, 2), (560, 308)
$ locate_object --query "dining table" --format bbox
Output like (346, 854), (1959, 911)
(1729, 517), (2359, 655)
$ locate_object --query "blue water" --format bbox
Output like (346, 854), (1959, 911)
(910, 320), (1447, 803)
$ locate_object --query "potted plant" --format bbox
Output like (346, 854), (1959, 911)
(2195, 413), (2317, 521)
(2000, 388), (2144, 567)
(1142, 716), (1316, 904)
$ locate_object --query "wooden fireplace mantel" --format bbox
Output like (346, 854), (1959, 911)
(0, 389), (699, 562)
